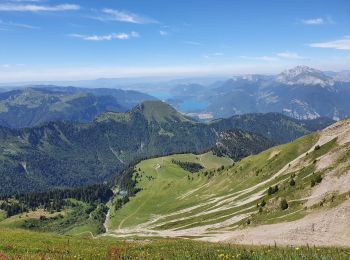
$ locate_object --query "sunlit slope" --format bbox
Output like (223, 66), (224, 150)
(108, 152), (233, 229)
(107, 118), (350, 244)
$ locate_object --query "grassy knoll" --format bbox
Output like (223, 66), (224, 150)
(108, 152), (233, 229)
(0, 228), (349, 259)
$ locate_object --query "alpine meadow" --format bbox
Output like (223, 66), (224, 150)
(1, 0), (350, 259)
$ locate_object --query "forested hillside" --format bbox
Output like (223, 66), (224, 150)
(0, 101), (331, 195)
(212, 129), (274, 160)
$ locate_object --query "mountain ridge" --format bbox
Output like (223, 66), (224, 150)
(190, 66), (350, 120)
(0, 100), (331, 195)
(0, 86), (157, 128)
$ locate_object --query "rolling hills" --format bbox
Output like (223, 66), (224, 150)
(0, 86), (156, 128)
(0, 101), (331, 195)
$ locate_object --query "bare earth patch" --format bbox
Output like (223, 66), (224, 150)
(204, 199), (350, 247)
(305, 169), (350, 207)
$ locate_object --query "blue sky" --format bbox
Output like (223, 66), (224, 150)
(0, 0), (349, 82)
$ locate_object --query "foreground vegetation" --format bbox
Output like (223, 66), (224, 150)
(0, 228), (349, 259)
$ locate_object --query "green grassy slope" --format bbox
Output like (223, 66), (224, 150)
(108, 152), (233, 229)
(106, 122), (350, 239)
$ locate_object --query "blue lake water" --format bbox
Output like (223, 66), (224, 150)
(148, 91), (208, 112)
(178, 99), (208, 111)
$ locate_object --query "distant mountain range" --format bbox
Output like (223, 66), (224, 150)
(166, 66), (350, 120)
(0, 101), (332, 195)
(2, 66), (349, 123)
(0, 86), (156, 128)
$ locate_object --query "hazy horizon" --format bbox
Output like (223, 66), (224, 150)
(1, 0), (349, 82)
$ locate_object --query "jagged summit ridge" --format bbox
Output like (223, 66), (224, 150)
(276, 65), (335, 87)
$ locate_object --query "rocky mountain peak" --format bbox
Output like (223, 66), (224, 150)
(276, 65), (335, 87)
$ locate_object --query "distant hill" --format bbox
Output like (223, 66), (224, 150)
(0, 101), (332, 195)
(35, 86), (158, 110)
(209, 112), (334, 144)
(0, 86), (156, 128)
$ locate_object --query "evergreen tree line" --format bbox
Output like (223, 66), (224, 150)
(171, 159), (204, 173)
(0, 184), (113, 217)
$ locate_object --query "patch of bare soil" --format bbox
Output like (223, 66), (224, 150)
(206, 199), (350, 247)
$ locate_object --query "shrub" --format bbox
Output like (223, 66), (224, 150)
(315, 174), (323, 183)
(280, 199), (288, 210)
(267, 187), (273, 195)
(289, 178), (296, 186)
(267, 185), (279, 195)
(311, 179), (316, 187)
(311, 174), (322, 187)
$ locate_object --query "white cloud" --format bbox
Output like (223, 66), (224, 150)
(1, 64), (25, 68)
(0, 19), (40, 29)
(302, 18), (325, 25)
(241, 52), (306, 61)
(159, 30), (168, 36)
(183, 41), (201, 46)
(69, 32), (139, 41)
(301, 16), (334, 25)
(203, 52), (224, 59)
(276, 51), (306, 60)
(309, 36), (350, 50)
(239, 55), (278, 62)
(130, 31), (140, 38)
(0, 3), (80, 12)
(100, 9), (157, 24)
